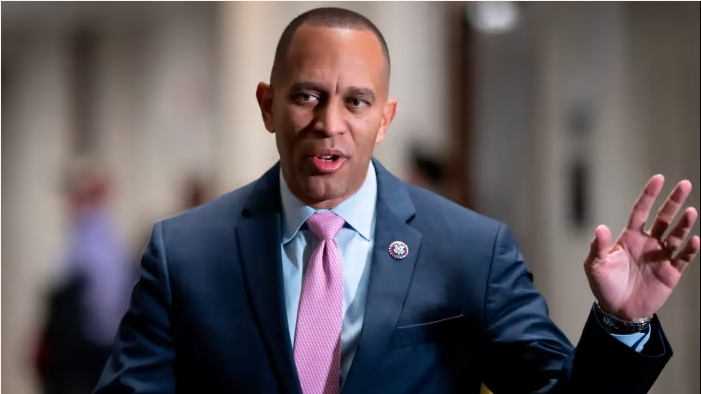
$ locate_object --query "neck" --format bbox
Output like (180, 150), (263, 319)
(289, 181), (362, 211)
(309, 196), (351, 210)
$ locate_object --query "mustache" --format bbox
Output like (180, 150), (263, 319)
(301, 147), (349, 159)
(293, 132), (350, 159)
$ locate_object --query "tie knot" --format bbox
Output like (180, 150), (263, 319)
(306, 212), (345, 241)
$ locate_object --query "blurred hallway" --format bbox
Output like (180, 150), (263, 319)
(2, 2), (699, 393)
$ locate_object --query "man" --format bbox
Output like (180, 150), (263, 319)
(95, 8), (699, 394)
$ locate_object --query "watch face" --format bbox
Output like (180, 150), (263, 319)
(595, 301), (649, 334)
(603, 316), (618, 329)
(604, 315), (647, 334)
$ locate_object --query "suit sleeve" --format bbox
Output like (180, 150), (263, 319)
(479, 225), (672, 394)
(94, 222), (176, 394)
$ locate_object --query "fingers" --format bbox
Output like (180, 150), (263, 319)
(627, 175), (665, 231)
(650, 180), (693, 239)
(589, 225), (612, 262)
(672, 235), (700, 272)
(663, 207), (698, 252)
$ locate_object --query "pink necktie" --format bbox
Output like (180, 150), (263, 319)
(294, 212), (345, 394)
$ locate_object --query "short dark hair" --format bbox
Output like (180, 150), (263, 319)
(270, 7), (391, 85)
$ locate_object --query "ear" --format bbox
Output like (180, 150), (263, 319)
(375, 99), (397, 145)
(256, 82), (275, 133)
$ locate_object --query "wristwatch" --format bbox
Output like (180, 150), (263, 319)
(594, 300), (652, 335)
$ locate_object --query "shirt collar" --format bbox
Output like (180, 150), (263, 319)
(279, 161), (377, 243)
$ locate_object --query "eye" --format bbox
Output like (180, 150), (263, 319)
(295, 93), (319, 104)
(346, 97), (368, 108)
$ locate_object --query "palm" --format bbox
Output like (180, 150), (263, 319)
(584, 176), (699, 321)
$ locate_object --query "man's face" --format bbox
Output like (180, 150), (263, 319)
(257, 24), (397, 208)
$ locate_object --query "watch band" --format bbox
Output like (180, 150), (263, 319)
(594, 300), (652, 335)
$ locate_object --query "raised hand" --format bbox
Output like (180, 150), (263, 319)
(584, 175), (699, 321)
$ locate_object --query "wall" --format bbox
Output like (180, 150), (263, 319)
(1, 5), (219, 393)
(471, 3), (699, 392)
(627, 3), (700, 392)
(2, 32), (73, 394)
(94, 3), (218, 243)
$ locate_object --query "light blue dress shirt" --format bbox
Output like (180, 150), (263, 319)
(610, 325), (650, 352)
(279, 161), (649, 388)
(280, 161), (377, 388)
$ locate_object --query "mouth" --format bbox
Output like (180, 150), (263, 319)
(308, 149), (347, 174)
(317, 154), (340, 161)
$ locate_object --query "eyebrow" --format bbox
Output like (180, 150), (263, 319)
(290, 81), (326, 93)
(349, 87), (376, 103)
(290, 82), (376, 102)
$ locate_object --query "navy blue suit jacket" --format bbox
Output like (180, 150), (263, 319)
(95, 159), (672, 394)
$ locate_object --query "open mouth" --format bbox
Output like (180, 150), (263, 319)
(310, 152), (346, 173)
(317, 154), (340, 162)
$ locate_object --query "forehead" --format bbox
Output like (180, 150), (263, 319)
(283, 24), (387, 92)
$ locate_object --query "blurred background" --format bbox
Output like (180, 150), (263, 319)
(2, 1), (699, 393)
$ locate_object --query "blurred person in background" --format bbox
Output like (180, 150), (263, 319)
(95, 7), (699, 394)
(182, 176), (213, 210)
(406, 147), (446, 195)
(35, 159), (134, 394)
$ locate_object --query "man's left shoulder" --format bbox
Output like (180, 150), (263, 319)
(402, 184), (507, 279)
(404, 184), (505, 244)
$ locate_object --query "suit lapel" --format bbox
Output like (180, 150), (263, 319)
(236, 160), (422, 394)
(236, 164), (301, 394)
(342, 160), (423, 393)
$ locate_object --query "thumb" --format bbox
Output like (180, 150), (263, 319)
(589, 225), (612, 262)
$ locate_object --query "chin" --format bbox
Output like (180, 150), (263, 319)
(304, 177), (346, 203)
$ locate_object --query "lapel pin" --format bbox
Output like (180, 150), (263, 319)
(388, 241), (409, 260)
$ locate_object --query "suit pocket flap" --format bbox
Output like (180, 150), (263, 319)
(392, 314), (464, 348)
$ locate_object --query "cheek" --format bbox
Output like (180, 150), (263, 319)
(350, 113), (382, 150)
(274, 107), (307, 150)
(287, 106), (314, 129)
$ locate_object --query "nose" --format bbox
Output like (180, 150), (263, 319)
(314, 100), (346, 137)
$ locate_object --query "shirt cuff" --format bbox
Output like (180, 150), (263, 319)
(610, 328), (651, 352)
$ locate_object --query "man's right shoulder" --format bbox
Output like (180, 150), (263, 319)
(156, 180), (259, 240)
